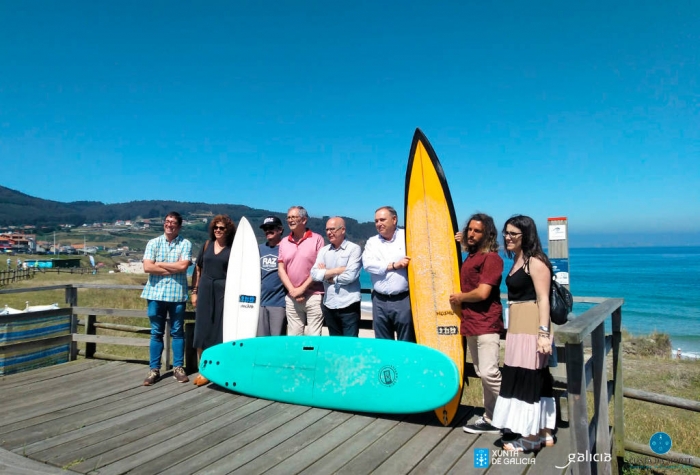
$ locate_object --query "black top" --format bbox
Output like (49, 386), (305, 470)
(197, 241), (230, 280)
(505, 266), (537, 301)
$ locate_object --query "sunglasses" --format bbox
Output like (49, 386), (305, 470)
(214, 225), (226, 231)
(262, 227), (278, 233)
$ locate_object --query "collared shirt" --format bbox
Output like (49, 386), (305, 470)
(311, 238), (362, 309)
(362, 228), (409, 295)
(140, 234), (192, 302)
(278, 228), (325, 296)
(460, 251), (504, 336)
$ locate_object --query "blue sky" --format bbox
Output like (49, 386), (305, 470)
(1, 1), (698, 245)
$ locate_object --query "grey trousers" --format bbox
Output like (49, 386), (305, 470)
(371, 291), (415, 342)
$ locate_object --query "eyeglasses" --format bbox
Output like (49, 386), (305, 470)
(214, 226), (226, 231)
(164, 220), (179, 226)
(325, 226), (344, 233)
(286, 216), (302, 222)
(502, 231), (522, 239)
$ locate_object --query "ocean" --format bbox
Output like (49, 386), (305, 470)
(360, 246), (700, 357)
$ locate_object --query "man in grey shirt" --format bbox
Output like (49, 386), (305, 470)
(311, 217), (362, 336)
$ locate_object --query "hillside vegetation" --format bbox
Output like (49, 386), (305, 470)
(0, 185), (378, 245)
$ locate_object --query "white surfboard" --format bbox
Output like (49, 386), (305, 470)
(222, 217), (261, 342)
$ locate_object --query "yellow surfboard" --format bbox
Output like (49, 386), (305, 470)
(404, 128), (464, 426)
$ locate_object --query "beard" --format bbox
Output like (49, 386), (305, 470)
(466, 241), (480, 254)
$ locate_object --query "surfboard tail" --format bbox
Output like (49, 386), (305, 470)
(435, 392), (462, 426)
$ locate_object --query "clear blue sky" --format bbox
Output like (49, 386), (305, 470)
(1, 1), (698, 245)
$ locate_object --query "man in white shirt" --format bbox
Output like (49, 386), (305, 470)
(362, 206), (415, 342)
(311, 217), (362, 336)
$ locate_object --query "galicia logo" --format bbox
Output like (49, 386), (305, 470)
(474, 448), (490, 468)
(261, 253), (278, 272)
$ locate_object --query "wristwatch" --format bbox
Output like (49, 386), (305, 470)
(539, 325), (549, 332)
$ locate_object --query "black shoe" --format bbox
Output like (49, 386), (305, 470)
(463, 417), (500, 434)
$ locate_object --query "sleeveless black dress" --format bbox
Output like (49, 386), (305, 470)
(193, 242), (230, 350)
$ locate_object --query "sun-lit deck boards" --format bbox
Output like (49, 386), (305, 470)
(0, 360), (571, 474)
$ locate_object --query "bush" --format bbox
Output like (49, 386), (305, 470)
(623, 330), (672, 357)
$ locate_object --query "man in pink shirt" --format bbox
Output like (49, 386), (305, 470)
(278, 206), (325, 335)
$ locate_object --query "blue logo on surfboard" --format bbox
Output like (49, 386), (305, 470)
(239, 295), (257, 304)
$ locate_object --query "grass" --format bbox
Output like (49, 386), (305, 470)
(2, 272), (698, 473)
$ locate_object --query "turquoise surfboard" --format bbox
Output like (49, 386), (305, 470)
(199, 336), (460, 414)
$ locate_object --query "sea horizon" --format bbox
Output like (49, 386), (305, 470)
(359, 245), (700, 356)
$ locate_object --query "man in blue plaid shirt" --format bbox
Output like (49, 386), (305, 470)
(141, 211), (192, 386)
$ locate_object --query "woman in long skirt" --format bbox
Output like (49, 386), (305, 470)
(491, 215), (556, 451)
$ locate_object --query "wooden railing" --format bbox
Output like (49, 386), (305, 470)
(553, 297), (624, 475)
(554, 296), (699, 473)
(2, 284), (698, 473)
(0, 268), (36, 286)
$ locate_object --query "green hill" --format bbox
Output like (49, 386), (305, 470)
(0, 185), (377, 245)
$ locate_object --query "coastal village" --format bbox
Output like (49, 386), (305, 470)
(0, 213), (213, 273)
(0, 217), (203, 254)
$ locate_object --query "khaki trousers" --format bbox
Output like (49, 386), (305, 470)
(467, 333), (502, 422)
(285, 294), (323, 336)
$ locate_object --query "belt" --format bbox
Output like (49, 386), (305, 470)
(372, 290), (409, 300)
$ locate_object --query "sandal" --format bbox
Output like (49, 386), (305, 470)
(540, 434), (555, 447)
(502, 437), (541, 453)
(193, 375), (210, 387)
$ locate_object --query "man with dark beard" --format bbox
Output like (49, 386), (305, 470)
(449, 213), (504, 434)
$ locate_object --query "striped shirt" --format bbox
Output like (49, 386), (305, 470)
(140, 234), (192, 302)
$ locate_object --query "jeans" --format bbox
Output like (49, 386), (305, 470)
(147, 300), (185, 370)
(323, 301), (361, 337)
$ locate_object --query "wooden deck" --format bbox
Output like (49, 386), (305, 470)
(0, 360), (573, 475)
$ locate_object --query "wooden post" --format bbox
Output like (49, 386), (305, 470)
(566, 342), (591, 475)
(592, 322), (612, 474)
(85, 315), (97, 358)
(69, 313), (79, 361)
(547, 217), (570, 411)
(163, 320), (172, 371)
(66, 285), (79, 360)
(65, 286), (78, 306)
(547, 217), (570, 291)
(185, 319), (196, 373)
(612, 307), (625, 472)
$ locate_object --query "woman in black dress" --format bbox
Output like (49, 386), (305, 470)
(191, 215), (236, 386)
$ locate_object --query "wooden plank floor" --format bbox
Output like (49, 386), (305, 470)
(0, 360), (571, 474)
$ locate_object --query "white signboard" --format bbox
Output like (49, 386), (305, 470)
(548, 224), (567, 241)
